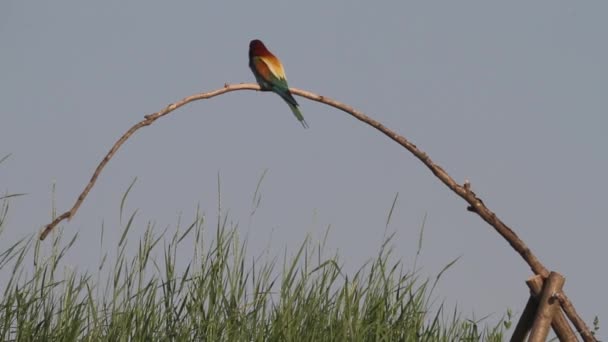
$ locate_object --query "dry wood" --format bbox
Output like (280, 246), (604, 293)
(512, 274), (577, 342)
(555, 293), (597, 342)
(38, 83), (597, 341)
(510, 295), (538, 342)
(526, 275), (578, 342)
(526, 272), (578, 342)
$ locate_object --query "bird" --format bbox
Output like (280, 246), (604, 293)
(249, 39), (308, 128)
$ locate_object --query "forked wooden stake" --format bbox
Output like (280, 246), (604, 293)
(512, 273), (577, 342)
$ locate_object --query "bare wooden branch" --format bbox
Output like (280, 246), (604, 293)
(40, 83), (260, 240)
(510, 294), (538, 342)
(528, 272), (565, 341)
(289, 88), (549, 277)
(37, 83), (597, 341)
(556, 292), (597, 342)
(526, 274), (577, 342)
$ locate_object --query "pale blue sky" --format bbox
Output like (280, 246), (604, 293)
(1, 1), (607, 335)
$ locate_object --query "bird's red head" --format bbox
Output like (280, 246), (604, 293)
(249, 39), (272, 58)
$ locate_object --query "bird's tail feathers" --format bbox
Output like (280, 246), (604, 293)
(276, 88), (298, 107)
(276, 89), (308, 128)
(287, 102), (309, 129)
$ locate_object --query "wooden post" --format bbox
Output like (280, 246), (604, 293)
(526, 275), (577, 341)
(511, 274), (577, 342)
(528, 272), (566, 342)
(510, 295), (538, 341)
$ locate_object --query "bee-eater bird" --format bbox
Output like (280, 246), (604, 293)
(249, 39), (308, 128)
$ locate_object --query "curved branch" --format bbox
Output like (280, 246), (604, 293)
(292, 88), (546, 273)
(38, 83), (595, 341)
(40, 83), (259, 240)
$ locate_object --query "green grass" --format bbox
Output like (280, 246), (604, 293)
(0, 168), (512, 341)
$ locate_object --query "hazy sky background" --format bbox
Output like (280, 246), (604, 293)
(2, 1), (607, 336)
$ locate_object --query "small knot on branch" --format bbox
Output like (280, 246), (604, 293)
(467, 200), (485, 213)
(463, 178), (471, 191)
(463, 179), (484, 212)
(553, 291), (566, 304)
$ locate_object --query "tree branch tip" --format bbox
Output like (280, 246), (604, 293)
(527, 274), (544, 282)
(39, 226), (52, 240)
